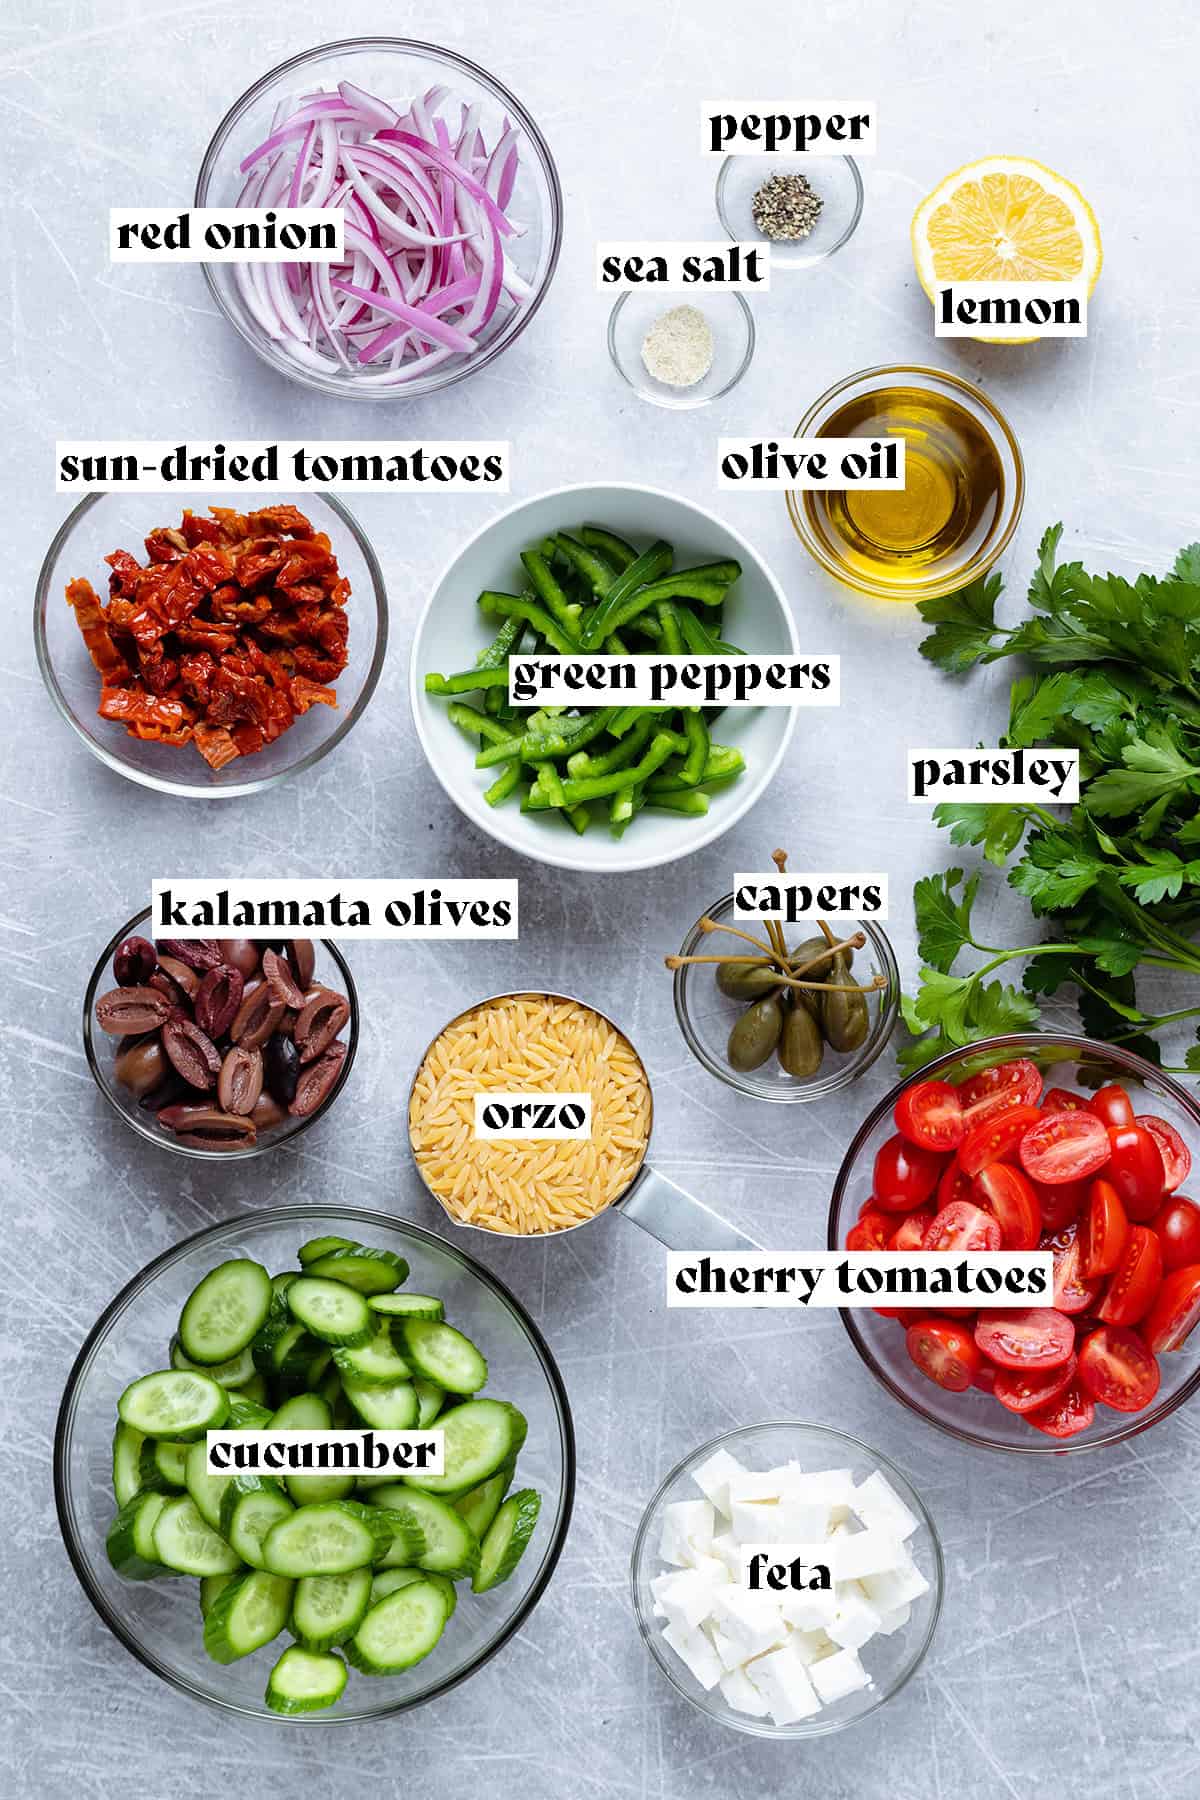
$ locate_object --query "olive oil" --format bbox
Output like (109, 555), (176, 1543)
(802, 384), (1005, 596)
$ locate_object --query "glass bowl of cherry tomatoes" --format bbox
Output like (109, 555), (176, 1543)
(827, 1034), (1200, 1453)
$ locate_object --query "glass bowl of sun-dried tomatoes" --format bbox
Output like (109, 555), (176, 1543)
(34, 493), (388, 797)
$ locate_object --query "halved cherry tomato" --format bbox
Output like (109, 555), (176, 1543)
(971, 1360), (997, 1394)
(1150, 1195), (1200, 1273)
(1026, 1379), (1095, 1438)
(1042, 1087), (1088, 1113)
(1077, 1324), (1161, 1411)
(1097, 1224), (1162, 1327)
(1033, 1175), (1088, 1233)
(959, 1058), (1043, 1129)
(1140, 1264), (1200, 1353)
(959, 1104), (1043, 1179)
(905, 1318), (982, 1392)
(973, 1308), (1075, 1372)
(1137, 1115), (1191, 1194)
(923, 1201), (1003, 1253)
(847, 1209), (892, 1252)
(974, 1163), (1040, 1249)
(1018, 1111), (1110, 1184)
(872, 1134), (944, 1212)
(993, 1353), (1078, 1415)
(937, 1155), (973, 1212)
(889, 1210), (934, 1252)
(1088, 1084), (1135, 1129)
(1079, 1179), (1129, 1280)
(1105, 1124), (1165, 1221)
(894, 1079), (964, 1152)
(1050, 1229), (1103, 1315)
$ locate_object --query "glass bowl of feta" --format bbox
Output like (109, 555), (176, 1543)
(630, 1421), (943, 1738)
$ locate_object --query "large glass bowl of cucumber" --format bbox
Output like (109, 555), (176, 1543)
(54, 1205), (574, 1722)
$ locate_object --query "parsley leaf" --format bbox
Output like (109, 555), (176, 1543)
(1086, 725), (1200, 817)
(913, 868), (980, 972)
(933, 802), (1029, 868)
(1174, 544), (1200, 585)
(916, 572), (1004, 673)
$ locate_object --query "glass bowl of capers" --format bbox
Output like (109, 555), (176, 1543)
(669, 894), (899, 1102)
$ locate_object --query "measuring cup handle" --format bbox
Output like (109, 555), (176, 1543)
(617, 1164), (763, 1252)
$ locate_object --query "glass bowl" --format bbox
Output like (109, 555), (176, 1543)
(828, 1034), (1200, 1453)
(35, 491), (387, 798)
(786, 363), (1025, 602)
(715, 157), (864, 270)
(672, 893), (899, 1101)
(83, 907), (358, 1161)
(195, 38), (562, 400)
(607, 292), (755, 409)
(54, 1204), (575, 1722)
(630, 1421), (942, 1739)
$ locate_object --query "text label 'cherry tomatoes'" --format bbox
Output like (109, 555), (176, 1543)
(894, 1079), (965, 1153)
(905, 1318), (982, 1392)
(974, 1308), (1075, 1372)
(1105, 1125), (1166, 1222)
(1018, 1111), (1110, 1185)
(872, 1134), (944, 1213)
(1077, 1325), (1161, 1412)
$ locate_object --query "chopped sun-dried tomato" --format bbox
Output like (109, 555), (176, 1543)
(65, 579), (132, 684)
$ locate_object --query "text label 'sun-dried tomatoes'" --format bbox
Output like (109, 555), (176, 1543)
(66, 505), (350, 768)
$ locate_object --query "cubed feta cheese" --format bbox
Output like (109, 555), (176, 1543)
(651, 1566), (721, 1632)
(746, 1644), (823, 1724)
(719, 1665), (770, 1717)
(662, 1619), (724, 1690)
(705, 1620), (746, 1673)
(783, 1626), (829, 1666)
(830, 1529), (904, 1583)
(710, 1531), (743, 1579)
(772, 1495), (834, 1542)
(860, 1555), (930, 1612)
(730, 1499), (778, 1543)
(782, 1466), (855, 1514)
(809, 1647), (871, 1706)
(779, 1582), (838, 1631)
(850, 1471), (920, 1541)
(658, 1499), (714, 1568)
(873, 1602), (912, 1636)
(828, 1588), (882, 1651)
(692, 1447), (746, 1517)
(728, 1470), (787, 1506)
(711, 1586), (787, 1660)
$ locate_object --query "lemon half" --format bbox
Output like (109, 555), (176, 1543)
(912, 155), (1102, 342)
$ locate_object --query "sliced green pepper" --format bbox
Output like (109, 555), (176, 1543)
(680, 711), (710, 783)
(579, 540), (673, 649)
(553, 532), (618, 597)
(424, 665), (512, 697)
(581, 525), (637, 570)
(520, 551), (582, 637)
(477, 592), (581, 656)
(446, 701), (519, 746)
(484, 762), (522, 806)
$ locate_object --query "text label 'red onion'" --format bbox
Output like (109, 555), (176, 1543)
(152, 880), (518, 940)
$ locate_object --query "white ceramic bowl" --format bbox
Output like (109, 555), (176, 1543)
(409, 484), (798, 874)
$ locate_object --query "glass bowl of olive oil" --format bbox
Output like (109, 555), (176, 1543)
(786, 365), (1024, 602)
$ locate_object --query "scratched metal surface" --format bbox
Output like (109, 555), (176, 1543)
(2, 1), (1198, 1794)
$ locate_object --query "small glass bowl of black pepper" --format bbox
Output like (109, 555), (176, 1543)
(83, 908), (359, 1160)
(716, 157), (864, 271)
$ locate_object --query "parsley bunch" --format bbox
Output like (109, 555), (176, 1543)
(903, 525), (1200, 1074)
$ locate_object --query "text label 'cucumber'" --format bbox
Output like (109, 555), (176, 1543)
(718, 438), (903, 490)
(908, 748), (1080, 803)
(473, 1094), (592, 1140)
(508, 656), (838, 708)
(666, 1251), (1054, 1308)
(152, 880), (518, 939)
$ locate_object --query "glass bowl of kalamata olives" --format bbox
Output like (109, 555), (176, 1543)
(83, 908), (358, 1158)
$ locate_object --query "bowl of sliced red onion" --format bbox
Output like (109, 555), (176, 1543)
(195, 38), (562, 398)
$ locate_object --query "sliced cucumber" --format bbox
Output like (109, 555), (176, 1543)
(137, 1437), (189, 1494)
(453, 1466), (513, 1541)
(170, 1334), (256, 1389)
(341, 1375), (418, 1431)
(369, 1503), (426, 1570)
(286, 1276), (374, 1347)
(238, 1370), (269, 1406)
(370, 1566), (424, 1603)
(266, 1645), (347, 1714)
(185, 1437), (233, 1531)
(179, 1258), (273, 1365)
(271, 1393), (355, 1507)
(298, 1236), (359, 1265)
(270, 1271), (299, 1308)
(204, 1569), (293, 1664)
(226, 1396), (273, 1430)
(398, 1319), (488, 1395)
(403, 1399), (527, 1497)
(269, 1321), (321, 1385)
(345, 1579), (447, 1675)
(271, 1392), (330, 1431)
(415, 1377), (445, 1428)
(118, 1369), (229, 1441)
(334, 1323), (410, 1385)
(474, 1488), (541, 1593)
(301, 1246), (408, 1296)
(304, 1346), (333, 1390)
(153, 1495), (242, 1576)
(289, 1568), (372, 1652)
(107, 1492), (170, 1579)
(367, 1484), (479, 1579)
(369, 1293), (444, 1322)
(112, 1420), (145, 1507)
(426, 1571), (458, 1622)
(262, 1501), (394, 1578)
(200, 1570), (239, 1616)
(220, 1475), (295, 1569)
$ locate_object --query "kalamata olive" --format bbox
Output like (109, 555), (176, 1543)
(293, 988), (351, 1063)
(265, 1033), (300, 1106)
(778, 998), (824, 1078)
(139, 1071), (189, 1112)
(287, 939), (316, 990)
(231, 980), (285, 1051)
(251, 1090), (286, 1130)
(156, 954), (199, 999)
(715, 960), (784, 1000)
(217, 1044), (263, 1115)
(219, 939), (261, 978)
(162, 1016), (221, 1090)
(262, 948), (306, 1010)
(194, 964), (244, 1039)
(155, 938), (224, 971)
(114, 1035), (167, 1097)
(95, 986), (173, 1035)
(158, 1104), (257, 1149)
(727, 993), (784, 1072)
(289, 1040), (347, 1117)
(821, 951), (870, 1053)
(113, 935), (157, 987)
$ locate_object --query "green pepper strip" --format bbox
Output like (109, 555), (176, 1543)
(520, 551), (583, 637)
(475, 615), (522, 669)
(671, 559), (741, 586)
(564, 802), (592, 835)
(446, 702), (519, 747)
(656, 600), (686, 657)
(579, 541), (673, 649)
(596, 577), (728, 640)
(681, 711), (710, 783)
(477, 591), (582, 656)
(581, 525), (637, 570)
(646, 790), (710, 816)
(647, 746), (745, 794)
(568, 714), (658, 779)
(474, 706), (620, 770)
(534, 762), (567, 807)
(623, 612), (662, 641)
(425, 665), (512, 697)
(484, 762), (522, 806)
(553, 532), (618, 597)
(524, 731), (682, 808)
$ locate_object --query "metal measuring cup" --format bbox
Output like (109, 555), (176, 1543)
(407, 990), (761, 1252)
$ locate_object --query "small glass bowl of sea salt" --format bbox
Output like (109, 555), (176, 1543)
(607, 291), (755, 409)
(630, 1421), (944, 1738)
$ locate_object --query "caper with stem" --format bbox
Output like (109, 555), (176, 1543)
(728, 992), (785, 1071)
(716, 960), (788, 1001)
(821, 950), (871, 1052)
(777, 995), (824, 1077)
